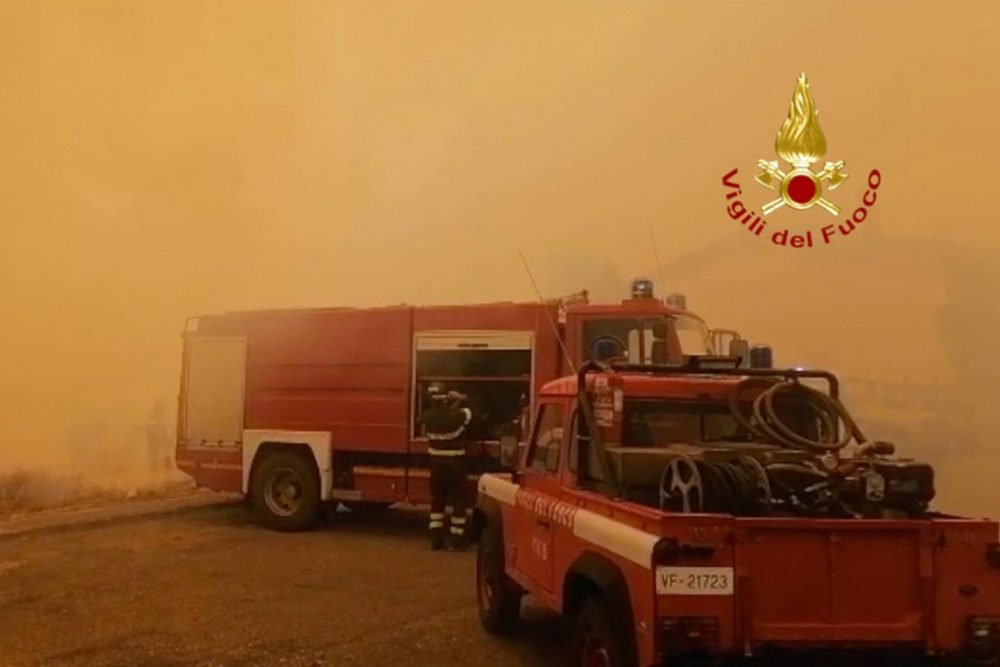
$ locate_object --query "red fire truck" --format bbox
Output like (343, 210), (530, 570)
(475, 361), (1000, 666)
(175, 280), (744, 530)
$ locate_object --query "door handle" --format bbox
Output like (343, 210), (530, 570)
(535, 518), (550, 528)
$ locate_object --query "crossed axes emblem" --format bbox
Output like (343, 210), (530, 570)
(755, 159), (849, 216)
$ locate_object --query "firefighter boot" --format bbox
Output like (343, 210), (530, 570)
(447, 533), (468, 552)
(447, 513), (468, 551)
(429, 511), (446, 551)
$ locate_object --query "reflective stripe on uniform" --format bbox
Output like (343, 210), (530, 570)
(427, 426), (466, 441)
(429, 520), (444, 529)
(450, 516), (467, 525)
(430, 512), (445, 520)
(450, 526), (465, 535)
(428, 448), (466, 456)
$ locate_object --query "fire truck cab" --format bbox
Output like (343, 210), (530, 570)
(175, 281), (749, 531)
(475, 362), (1000, 666)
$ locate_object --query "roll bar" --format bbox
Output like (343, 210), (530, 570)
(583, 359), (841, 399)
(574, 360), (616, 496)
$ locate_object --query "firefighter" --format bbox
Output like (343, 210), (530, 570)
(421, 382), (472, 551)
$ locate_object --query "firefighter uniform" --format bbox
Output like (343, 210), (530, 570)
(421, 389), (472, 551)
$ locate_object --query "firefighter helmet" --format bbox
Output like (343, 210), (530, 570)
(427, 382), (449, 401)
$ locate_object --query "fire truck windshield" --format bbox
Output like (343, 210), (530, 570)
(582, 315), (711, 364)
(582, 317), (671, 364)
(672, 313), (711, 356)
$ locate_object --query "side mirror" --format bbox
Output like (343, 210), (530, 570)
(499, 435), (519, 468)
(650, 339), (668, 364)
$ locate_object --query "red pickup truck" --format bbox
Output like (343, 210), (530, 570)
(475, 361), (1000, 666)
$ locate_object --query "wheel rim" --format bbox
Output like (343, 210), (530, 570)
(263, 466), (303, 517)
(477, 545), (495, 612)
(582, 635), (611, 667)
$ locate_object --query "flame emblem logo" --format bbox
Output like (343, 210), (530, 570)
(755, 73), (848, 215)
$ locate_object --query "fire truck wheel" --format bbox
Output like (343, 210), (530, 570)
(477, 524), (521, 634)
(250, 451), (321, 532)
(569, 598), (630, 667)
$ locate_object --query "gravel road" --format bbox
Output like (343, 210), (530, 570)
(0, 504), (565, 667)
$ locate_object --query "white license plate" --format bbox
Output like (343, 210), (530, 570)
(656, 566), (734, 596)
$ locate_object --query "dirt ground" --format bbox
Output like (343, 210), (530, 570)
(0, 504), (565, 667)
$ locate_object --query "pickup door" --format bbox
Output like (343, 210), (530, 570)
(507, 400), (568, 594)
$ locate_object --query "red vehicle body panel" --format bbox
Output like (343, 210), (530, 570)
(198, 306), (414, 452)
(479, 371), (1000, 665)
(179, 302), (562, 504)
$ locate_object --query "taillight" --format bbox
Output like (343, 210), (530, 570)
(659, 616), (719, 655)
(966, 616), (1000, 659)
(987, 543), (1000, 569)
(969, 617), (998, 639)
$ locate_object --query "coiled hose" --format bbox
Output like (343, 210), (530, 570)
(661, 380), (870, 515)
(659, 455), (772, 515)
(728, 378), (864, 452)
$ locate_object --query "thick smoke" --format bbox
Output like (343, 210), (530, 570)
(0, 1), (997, 515)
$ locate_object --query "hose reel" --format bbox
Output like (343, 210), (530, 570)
(659, 454), (772, 515)
(728, 378), (862, 453)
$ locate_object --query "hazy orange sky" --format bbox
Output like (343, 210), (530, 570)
(1, 1), (998, 510)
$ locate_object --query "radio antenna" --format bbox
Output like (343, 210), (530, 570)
(518, 250), (577, 374)
(649, 227), (667, 295)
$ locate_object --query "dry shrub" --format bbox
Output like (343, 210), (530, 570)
(0, 469), (193, 520)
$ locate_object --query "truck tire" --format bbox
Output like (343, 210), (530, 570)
(250, 450), (320, 532)
(569, 598), (631, 667)
(476, 523), (521, 634)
